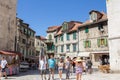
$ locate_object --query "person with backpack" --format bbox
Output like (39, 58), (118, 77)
(48, 55), (56, 80)
(86, 57), (92, 74)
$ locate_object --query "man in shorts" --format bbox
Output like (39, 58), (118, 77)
(39, 56), (47, 80)
(0, 57), (8, 79)
(48, 55), (56, 80)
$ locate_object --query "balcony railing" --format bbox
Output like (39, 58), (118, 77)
(46, 50), (54, 53)
(44, 39), (54, 43)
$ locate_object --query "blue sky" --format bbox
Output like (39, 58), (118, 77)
(17, 0), (106, 37)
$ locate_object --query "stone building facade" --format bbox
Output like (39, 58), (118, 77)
(0, 0), (17, 51)
(16, 18), (35, 60)
(78, 10), (108, 65)
(35, 36), (47, 57)
(106, 0), (120, 72)
(45, 26), (59, 57)
(55, 21), (82, 58)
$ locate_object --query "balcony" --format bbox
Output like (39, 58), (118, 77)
(44, 39), (54, 43)
(46, 50), (54, 54)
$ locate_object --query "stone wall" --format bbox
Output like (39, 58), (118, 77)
(0, 0), (17, 50)
(79, 23), (108, 52)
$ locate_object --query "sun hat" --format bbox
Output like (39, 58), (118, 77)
(76, 57), (83, 62)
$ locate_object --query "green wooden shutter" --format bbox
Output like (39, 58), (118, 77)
(55, 37), (57, 43)
(88, 41), (91, 48)
(97, 39), (100, 47)
(67, 34), (69, 40)
(85, 27), (89, 33)
(104, 38), (108, 46)
(84, 41), (86, 48)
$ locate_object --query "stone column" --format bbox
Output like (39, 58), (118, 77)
(106, 0), (120, 72)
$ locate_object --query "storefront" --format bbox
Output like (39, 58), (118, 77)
(90, 51), (109, 66)
(0, 50), (21, 75)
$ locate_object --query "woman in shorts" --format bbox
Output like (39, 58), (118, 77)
(75, 57), (84, 80)
(58, 58), (64, 80)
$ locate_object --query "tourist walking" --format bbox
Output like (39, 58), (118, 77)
(58, 58), (64, 80)
(48, 55), (56, 80)
(0, 57), (8, 79)
(39, 56), (47, 80)
(72, 57), (77, 73)
(82, 58), (87, 74)
(65, 56), (71, 80)
(86, 57), (92, 74)
(75, 57), (84, 80)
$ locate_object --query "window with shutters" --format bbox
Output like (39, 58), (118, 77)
(73, 44), (77, 52)
(55, 46), (58, 53)
(49, 35), (52, 40)
(61, 35), (64, 41)
(66, 44), (70, 52)
(97, 38), (108, 47)
(84, 40), (91, 48)
(55, 37), (57, 43)
(61, 45), (64, 52)
(62, 22), (68, 31)
(66, 34), (70, 40)
(73, 32), (77, 40)
(85, 27), (89, 33)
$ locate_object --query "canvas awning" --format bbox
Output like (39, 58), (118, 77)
(78, 52), (90, 57)
(0, 50), (22, 56)
(91, 51), (109, 54)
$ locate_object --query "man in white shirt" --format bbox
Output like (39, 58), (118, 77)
(39, 56), (47, 80)
(0, 57), (8, 79)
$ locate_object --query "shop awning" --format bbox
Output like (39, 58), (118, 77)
(66, 53), (77, 58)
(91, 51), (109, 54)
(78, 52), (90, 57)
(0, 50), (22, 56)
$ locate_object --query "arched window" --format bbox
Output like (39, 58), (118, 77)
(49, 35), (52, 40)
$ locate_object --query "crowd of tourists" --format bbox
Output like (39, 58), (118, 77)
(39, 55), (93, 80)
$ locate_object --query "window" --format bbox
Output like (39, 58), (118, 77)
(32, 42), (34, 46)
(31, 32), (34, 37)
(85, 27), (89, 33)
(52, 45), (54, 50)
(97, 38), (108, 47)
(61, 45), (64, 52)
(66, 44), (70, 52)
(56, 46), (58, 53)
(61, 35), (64, 41)
(22, 39), (26, 44)
(62, 22), (68, 31)
(29, 41), (31, 46)
(28, 30), (31, 36)
(24, 28), (27, 34)
(49, 35), (52, 40)
(98, 24), (104, 32)
(90, 12), (97, 21)
(73, 44), (76, 52)
(73, 32), (77, 40)
(37, 42), (39, 46)
(55, 37), (57, 43)
(84, 40), (91, 48)
(66, 34), (70, 40)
